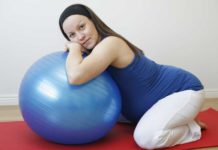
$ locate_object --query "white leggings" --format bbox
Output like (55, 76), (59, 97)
(132, 90), (205, 149)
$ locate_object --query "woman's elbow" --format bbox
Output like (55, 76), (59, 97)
(67, 74), (85, 85)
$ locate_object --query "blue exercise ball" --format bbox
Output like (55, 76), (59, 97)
(19, 52), (121, 144)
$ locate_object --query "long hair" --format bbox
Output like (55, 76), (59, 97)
(59, 4), (144, 55)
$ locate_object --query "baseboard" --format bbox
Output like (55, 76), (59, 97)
(1, 89), (218, 106)
(204, 89), (218, 98)
(0, 95), (18, 106)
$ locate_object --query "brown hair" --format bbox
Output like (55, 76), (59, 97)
(59, 4), (144, 55)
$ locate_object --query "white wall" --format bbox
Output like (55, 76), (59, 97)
(0, 0), (218, 105)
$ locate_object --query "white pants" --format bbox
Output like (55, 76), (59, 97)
(133, 90), (205, 149)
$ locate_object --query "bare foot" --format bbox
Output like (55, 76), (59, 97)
(195, 119), (207, 130)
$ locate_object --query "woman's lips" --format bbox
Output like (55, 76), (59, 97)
(82, 38), (90, 46)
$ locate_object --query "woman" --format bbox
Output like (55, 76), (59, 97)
(59, 4), (206, 149)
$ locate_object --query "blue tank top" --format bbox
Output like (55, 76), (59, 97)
(107, 54), (203, 123)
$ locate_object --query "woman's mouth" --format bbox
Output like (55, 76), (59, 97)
(82, 38), (90, 46)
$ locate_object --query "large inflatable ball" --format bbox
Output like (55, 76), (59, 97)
(19, 52), (121, 144)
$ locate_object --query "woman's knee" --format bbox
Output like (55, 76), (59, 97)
(134, 129), (172, 149)
(133, 128), (153, 149)
(134, 125), (195, 149)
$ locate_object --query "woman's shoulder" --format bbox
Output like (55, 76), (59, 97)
(92, 36), (124, 55)
(99, 36), (126, 47)
(98, 36), (135, 68)
(102, 35), (123, 41)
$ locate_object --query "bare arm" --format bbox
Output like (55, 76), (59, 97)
(65, 43), (84, 84)
(65, 36), (122, 85)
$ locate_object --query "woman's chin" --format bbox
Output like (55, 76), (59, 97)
(85, 44), (95, 50)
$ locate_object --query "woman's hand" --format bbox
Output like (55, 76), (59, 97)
(64, 42), (86, 53)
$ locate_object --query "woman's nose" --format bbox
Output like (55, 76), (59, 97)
(77, 33), (85, 41)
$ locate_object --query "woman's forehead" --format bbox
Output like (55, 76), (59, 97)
(63, 15), (88, 29)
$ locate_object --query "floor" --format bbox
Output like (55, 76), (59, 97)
(0, 98), (218, 150)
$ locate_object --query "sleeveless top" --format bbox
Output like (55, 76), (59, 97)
(107, 54), (203, 123)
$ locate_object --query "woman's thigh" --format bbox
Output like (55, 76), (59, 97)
(134, 90), (205, 135)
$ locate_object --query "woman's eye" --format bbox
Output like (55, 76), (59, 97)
(80, 24), (85, 30)
(69, 33), (75, 38)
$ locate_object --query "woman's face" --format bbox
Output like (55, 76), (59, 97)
(62, 15), (100, 49)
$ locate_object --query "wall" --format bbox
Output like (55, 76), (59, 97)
(0, 0), (218, 105)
